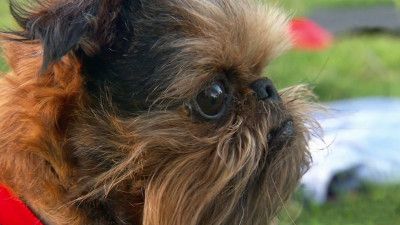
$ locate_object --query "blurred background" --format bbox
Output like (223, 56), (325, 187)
(268, 0), (400, 225)
(1, 0), (399, 224)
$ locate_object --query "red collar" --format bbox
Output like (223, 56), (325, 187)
(0, 184), (43, 225)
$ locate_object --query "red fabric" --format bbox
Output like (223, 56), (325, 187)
(0, 184), (43, 225)
(290, 18), (333, 51)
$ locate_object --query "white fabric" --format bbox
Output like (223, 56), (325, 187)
(301, 98), (400, 203)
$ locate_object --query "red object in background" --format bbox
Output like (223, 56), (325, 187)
(290, 18), (333, 51)
(0, 185), (43, 225)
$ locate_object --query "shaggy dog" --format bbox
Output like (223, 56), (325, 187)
(0, 0), (317, 224)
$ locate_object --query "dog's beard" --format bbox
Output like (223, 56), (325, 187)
(69, 85), (317, 225)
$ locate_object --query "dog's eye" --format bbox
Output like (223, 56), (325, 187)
(194, 81), (226, 119)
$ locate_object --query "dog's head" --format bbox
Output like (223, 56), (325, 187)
(8, 0), (317, 224)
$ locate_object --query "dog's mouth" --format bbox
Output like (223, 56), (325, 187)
(267, 119), (295, 150)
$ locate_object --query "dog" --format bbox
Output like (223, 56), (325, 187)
(0, 0), (317, 224)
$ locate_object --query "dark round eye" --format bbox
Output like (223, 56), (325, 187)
(195, 81), (226, 118)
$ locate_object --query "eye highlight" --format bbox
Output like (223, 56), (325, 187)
(193, 81), (228, 120)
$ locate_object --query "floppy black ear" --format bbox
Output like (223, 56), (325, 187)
(9, 0), (122, 71)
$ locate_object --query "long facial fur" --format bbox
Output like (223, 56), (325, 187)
(0, 0), (318, 224)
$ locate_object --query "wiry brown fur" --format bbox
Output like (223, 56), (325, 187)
(0, 0), (318, 224)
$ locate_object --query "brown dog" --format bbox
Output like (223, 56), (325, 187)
(0, 0), (317, 224)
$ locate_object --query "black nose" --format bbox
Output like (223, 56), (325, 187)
(250, 78), (280, 101)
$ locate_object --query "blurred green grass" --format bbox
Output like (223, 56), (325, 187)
(0, 1), (11, 24)
(0, 0), (12, 72)
(280, 185), (400, 225)
(266, 0), (400, 101)
(271, 0), (394, 15)
(269, 35), (400, 101)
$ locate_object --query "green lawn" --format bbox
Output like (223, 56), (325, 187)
(0, 0), (12, 72)
(268, 35), (400, 101)
(266, 0), (400, 101)
(271, 0), (394, 14)
(280, 185), (400, 225)
(0, 0), (13, 28)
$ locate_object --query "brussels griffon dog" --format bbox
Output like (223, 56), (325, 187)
(0, 0), (317, 224)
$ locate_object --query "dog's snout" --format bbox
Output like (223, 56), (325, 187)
(250, 78), (280, 101)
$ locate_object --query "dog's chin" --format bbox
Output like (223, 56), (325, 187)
(268, 119), (295, 151)
(64, 84), (317, 225)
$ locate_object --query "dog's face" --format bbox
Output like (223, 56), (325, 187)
(9, 0), (316, 224)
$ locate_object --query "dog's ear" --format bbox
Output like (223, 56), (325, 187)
(10, 0), (124, 71)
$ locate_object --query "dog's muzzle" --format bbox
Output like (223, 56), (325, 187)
(267, 120), (295, 150)
(250, 78), (281, 102)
